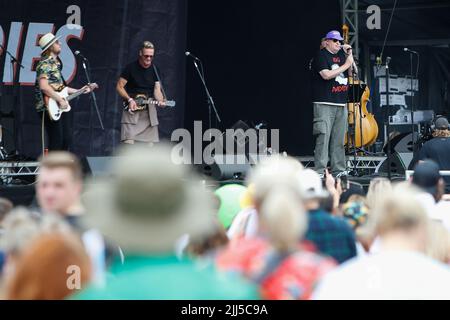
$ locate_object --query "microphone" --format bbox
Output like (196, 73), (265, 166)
(404, 47), (419, 55)
(74, 50), (88, 61)
(185, 51), (200, 61)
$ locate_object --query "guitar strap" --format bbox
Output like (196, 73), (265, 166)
(56, 56), (68, 88)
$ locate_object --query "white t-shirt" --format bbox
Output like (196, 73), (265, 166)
(313, 250), (450, 300)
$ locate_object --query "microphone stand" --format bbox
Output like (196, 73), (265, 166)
(190, 58), (221, 132)
(385, 57), (392, 180)
(349, 63), (359, 177)
(80, 57), (104, 130)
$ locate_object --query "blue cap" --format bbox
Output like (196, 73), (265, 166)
(325, 30), (344, 41)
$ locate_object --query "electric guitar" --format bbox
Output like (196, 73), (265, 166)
(123, 94), (176, 111)
(45, 83), (98, 121)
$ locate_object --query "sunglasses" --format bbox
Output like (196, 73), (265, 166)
(329, 39), (343, 44)
(143, 55), (154, 59)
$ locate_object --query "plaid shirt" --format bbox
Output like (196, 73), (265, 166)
(305, 209), (357, 264)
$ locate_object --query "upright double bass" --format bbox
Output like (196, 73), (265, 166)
(342, 25), (379, 149)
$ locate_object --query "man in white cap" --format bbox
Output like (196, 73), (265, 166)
(34, 33), (95, 151)
(311, 30), (354, 178)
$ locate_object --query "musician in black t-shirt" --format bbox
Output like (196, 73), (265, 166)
(116, 41), (166, 145)
(311, 30), (354, 177)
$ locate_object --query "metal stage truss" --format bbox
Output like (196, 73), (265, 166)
(0, 161), (40, 184)
(297, 156), (387, 174)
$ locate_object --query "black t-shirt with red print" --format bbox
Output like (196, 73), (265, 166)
(311, 48), (349, 105)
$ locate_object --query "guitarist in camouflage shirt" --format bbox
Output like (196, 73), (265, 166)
(34, 33), (94, 151)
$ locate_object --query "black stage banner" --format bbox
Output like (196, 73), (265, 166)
(0, 0), (186, 158)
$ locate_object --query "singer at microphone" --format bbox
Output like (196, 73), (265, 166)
(310, 30), (353, 177)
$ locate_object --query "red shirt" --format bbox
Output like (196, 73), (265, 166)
(216, 237), (336, 300)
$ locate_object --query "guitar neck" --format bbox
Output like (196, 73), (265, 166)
(66, 88), (86, 102)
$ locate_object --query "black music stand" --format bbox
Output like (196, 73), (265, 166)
(346, 82), (366, 176)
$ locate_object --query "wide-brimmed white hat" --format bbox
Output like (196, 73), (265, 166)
(81, 144), (215, 253)
(39, 33), (61, 53)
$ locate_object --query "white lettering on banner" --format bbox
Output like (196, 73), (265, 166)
(3, 22), (24, 84)
(19, 23), (54, 85)
(1, 22), (84, 85)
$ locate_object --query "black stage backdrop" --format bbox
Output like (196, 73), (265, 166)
(0, 0), (186, 158)
(185, 1), (341, 156)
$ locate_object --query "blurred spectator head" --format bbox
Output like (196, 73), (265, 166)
(342, 201), (369, 230)
(366, 177), (392, 209)
(432, 116), (450, 138)
(412, 160), (445, 202)
(426, 221), (450, 264)
(296, 169), (329, 201)
(371, 185), (428, 252)
(82, 144), (215, 254)
(5, 232), (91, 300)
(339, 182), (365, 205)
(37, 152), (83, 215)
(296, 169), (329, 212)
(1, 207), (73, 278)
(247, 155), (306, 252)
(185, 217), (229, 258)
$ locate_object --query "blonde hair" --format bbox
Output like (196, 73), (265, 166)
(366, 177), (392, 209)
(248, 156), (306, 252)
(371, 184), (428, 236)
(1, 207), (73, 256)
(141, 41), (154, 50)
(432, 129), (450, 138)
(38, 151), (83, 182)
(426, 221), (450, 264)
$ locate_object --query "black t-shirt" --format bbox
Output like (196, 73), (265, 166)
(417, 137), (450, 192)
(311, 48), (349, 105)
(120, 61), (159, 97)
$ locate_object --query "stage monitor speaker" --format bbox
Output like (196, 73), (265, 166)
(385, 131), (420, 153)
(200, 154), (250, 181)
(376, 152), (407, 176)
(82, 156), (114, 177)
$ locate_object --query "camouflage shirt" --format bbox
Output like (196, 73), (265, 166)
(34, 55), (65, 112)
